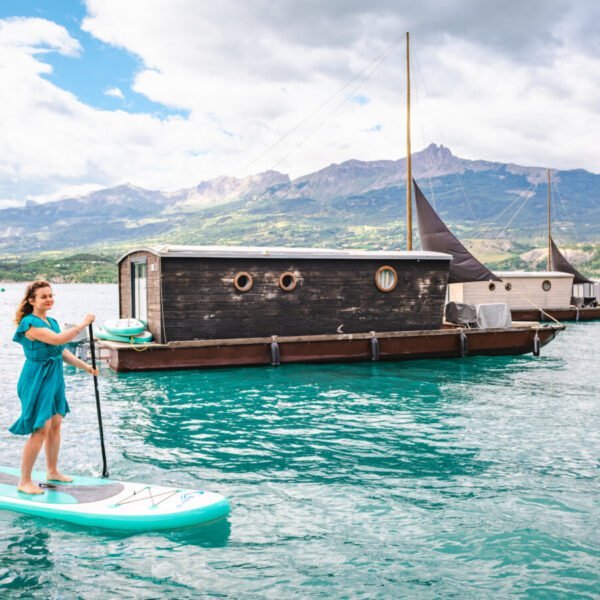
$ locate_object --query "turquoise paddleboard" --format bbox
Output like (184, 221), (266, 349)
(95, 328), (153, 344)
(0, 466), (229, 531)
(102, 318), (146, 336)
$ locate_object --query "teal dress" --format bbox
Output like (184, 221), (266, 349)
(10, 314), (70, 435)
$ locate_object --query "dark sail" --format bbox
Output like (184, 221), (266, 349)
(414, 179), (501, 284)
(550, 237), (592, 284)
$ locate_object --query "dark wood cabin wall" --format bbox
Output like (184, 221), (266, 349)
(160, 258), (448, 341)
(119, 251), (163, 342)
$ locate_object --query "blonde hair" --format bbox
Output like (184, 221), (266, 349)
(15, 280), (52, 324)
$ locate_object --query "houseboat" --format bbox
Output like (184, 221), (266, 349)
(414, 176), (600, 323)
(448, 271), (575, 315)
(573, 280), (600, 306)
(511, 174), (600, 320)
(120, 245), (452, 343)
(94, 244), (563, 372)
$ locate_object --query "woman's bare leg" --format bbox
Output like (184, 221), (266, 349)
(45, 414), (72, 482)
(18, 420), (51, 494)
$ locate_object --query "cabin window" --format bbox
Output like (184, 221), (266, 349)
(131, 259), (148, 322)
(375, 266), (398, 292)
(488, 283), (496, 291)
(505, 283), (512, 291)
(542, 280), (552, 292)
(279, 272), (297, 292)
(234, 272), (253, 292)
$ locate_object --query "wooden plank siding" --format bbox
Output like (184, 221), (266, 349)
(119, 251), (163, 342)
(159, 257), (449, 341)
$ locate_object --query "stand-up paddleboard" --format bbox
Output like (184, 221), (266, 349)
(102, 318), (146, 336)
(0, 467), (230, 531)
(95, 328), (153, 344)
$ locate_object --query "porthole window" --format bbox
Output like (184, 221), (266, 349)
(488, 282), (496, 291)
(233, 272), (253, 292)
(279, 272), (297, 292)
(505, 282), (512, 291)
(375, 266), (398, 292)
(542, 280), (552, 292)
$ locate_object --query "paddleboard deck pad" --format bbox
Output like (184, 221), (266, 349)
(0, 467), (229, 531)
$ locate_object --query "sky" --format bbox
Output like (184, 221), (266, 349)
(1, 0), (599, 207)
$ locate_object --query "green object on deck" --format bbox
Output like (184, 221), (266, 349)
(102, 318), (145, 336)
(95, 328), (153, 344)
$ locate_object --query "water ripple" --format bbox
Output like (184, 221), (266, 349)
(0, 284), (599, 598)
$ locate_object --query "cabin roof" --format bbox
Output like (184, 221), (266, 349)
(118, 245), (452, 263)
(494, 271), (574, 279)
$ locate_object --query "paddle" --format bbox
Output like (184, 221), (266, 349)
(88, 324), (109, 478)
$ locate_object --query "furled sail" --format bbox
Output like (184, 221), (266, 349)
(550, 237), (592, 284)
(414, 179), (501, 283)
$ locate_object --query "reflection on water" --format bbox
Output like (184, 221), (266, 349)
(1, 284), (599, 598)
(112, 361), (493, 484)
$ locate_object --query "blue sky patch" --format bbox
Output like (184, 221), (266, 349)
(349, 94), (370, 106)
(0, 0), (187, 119)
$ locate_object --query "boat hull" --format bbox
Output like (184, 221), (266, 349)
(98, 325), (564, 372)
(511, 307), (600, 322)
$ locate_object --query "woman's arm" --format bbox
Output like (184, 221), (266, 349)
(62, 348), (99, 376)
(24, 314), (95, 346)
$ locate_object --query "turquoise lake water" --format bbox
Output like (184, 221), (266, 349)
(0, 283), (598, 598)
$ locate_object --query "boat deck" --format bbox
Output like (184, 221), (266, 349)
(97, 324), (564, 372)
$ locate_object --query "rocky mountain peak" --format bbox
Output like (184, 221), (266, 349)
(421, 143), (454, 161)
(173, 170), (290, 209)
(1, 144), (599, 256)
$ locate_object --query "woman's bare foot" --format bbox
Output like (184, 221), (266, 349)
(17, 481), (44, 495)
(46, 471), (73, 483)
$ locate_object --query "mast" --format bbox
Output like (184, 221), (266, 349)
(547, 169), (552, 270)
(405, 31), (413, 251)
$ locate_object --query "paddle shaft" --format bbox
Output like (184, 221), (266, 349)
(88, 324), (109, 478)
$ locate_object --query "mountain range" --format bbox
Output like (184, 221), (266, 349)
(1, 144), (599, 257)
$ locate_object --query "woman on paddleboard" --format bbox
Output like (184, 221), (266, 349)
(11, 280), (98, 495)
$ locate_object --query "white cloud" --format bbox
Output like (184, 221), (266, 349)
(1, 2), (600, 207)
(26, 183), (107, 204)
(0, 16), (246, 205)
(104, 86), (124, 99)
(0, 16), (81, 56)
(80, 0), (600, 175)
